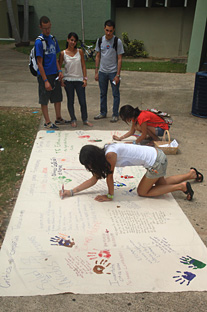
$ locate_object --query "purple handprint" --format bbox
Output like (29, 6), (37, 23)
(50, 235), (75, 248)
(173, 271), (196, 286)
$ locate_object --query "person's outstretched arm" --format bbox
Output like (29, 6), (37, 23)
(113, 121), (136, 141)
(60, 175), (98, 199)
(95, 152), (117, 202)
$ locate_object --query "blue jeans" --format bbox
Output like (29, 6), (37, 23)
(64, 81), (88, 122)
(98, 71), (120, 117)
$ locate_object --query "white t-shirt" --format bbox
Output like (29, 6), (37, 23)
(95, 35), (124, 73)
(63, 49), (83, 81)
(105, 143), (157, 168)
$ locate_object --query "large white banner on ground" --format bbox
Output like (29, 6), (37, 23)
(0, 130), (207, 296)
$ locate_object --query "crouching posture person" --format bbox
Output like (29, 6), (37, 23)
(60, 144), (203, 202)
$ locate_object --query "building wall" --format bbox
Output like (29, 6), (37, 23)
(0, 0), (19, 38)
(187, 0), (207, 72)
(114, 0), (196, 57)
(18, 0), (111, 41)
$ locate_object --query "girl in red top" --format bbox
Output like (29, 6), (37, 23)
(113, 105), (169, 144)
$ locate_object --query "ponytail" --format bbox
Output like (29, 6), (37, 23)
(133, 107), (141, 119)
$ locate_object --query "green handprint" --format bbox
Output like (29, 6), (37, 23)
(53, 176), (72, 184)
(180, 255), (206, 269)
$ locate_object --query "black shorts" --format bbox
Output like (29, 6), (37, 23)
(38, 74), (63, 105)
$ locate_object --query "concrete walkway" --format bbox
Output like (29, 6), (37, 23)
(0, 44), (207, 312)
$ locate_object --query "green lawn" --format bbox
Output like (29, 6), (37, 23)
(0, 108), (42, 246)
(14, 40), (186, 73)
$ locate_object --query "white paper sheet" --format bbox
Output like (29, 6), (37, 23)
(0, 130), (207, 296)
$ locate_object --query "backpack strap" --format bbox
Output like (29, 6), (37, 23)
(51, 34), (56, 46)
(98, 36), (118, 53)
(98, 37), (102, 51)
(36, 35), (47, 51)
(35, 36), (47, 67)
(113, 36), (118, 52)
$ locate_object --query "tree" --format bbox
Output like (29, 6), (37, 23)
(22, 0), (29, 43)
(6, 0), (29, 46)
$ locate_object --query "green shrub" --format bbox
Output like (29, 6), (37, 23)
(122, 32), (148, 58)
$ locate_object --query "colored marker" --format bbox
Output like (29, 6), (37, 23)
(117, 181), (126, 186)
(129, 187), (136, 192)
(121, 175), (134, 179)
(89, 139), (102, 142)
(114, 182), (126, 187)
(61, 184), (64, 199)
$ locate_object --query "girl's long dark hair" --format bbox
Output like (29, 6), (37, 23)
(66, 32), (78, 49)
(79, 145), (112, 179)
(119, 105), (141, 124)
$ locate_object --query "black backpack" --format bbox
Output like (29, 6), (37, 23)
(29, 35), (56, 76)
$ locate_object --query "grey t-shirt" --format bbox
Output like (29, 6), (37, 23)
(95, 35), (124, 73)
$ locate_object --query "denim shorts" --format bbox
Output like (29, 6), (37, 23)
(145, 148), (168, 179)
(38, 74), (62, 105)
(155, 127), (165, 136)
(155, 127), (170, 136)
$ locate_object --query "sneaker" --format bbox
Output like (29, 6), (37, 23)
(110, 116), (119, 123)
(55, 118), (70, 125)
(94, 113), (106, 120)
(44, 122), (59, 130)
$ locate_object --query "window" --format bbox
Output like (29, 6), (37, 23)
(151, 0), (165, 7)
(134, 0), (146, 7)
(115, 0), (128, 7)
(170, 0), (186, 7)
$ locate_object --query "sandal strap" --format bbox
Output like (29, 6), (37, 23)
(190, 167), (203, 182)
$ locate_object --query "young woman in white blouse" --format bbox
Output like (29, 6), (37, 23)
(60, 144), (203, 202)
(59, 32), (93, 127)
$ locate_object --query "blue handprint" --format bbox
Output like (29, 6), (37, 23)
(173, 271), (196, 286)
(50, 235), (75, 248)
(180, 255), (206, 269)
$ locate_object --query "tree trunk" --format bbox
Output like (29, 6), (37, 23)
(6, 0), (21, 44)
(22, 0), (29, 43)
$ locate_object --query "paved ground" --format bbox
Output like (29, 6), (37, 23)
(0, 44), (207, 311)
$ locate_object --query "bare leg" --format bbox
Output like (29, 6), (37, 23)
(54, 102), (62, 120)
(135, 124), (159, 141)
(41, 104), (50, 124)
(147, 128), (159, 141)
(137, 175), (188, 198)
(157, 168), (198, 185)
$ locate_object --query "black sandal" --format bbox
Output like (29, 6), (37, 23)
(184, 182), (194, 201)
(190, 167), (204, 182)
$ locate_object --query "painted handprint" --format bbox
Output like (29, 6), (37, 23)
(93, 259), (111, 275)
(87, 249), (111, 260)
(50, 234), (75, 248)
(54, 176), (72, 184)
(173, 271), (196, 286)
(180, 256), (206, 269)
